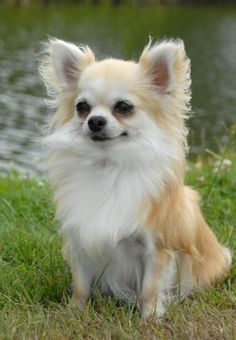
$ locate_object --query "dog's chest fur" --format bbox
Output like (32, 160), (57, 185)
(54, 156), (151, 251)
(50, 154), (158, 297)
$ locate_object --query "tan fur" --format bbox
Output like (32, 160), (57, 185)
(144, 186), (231, 287)
(50, 90), (78, 127)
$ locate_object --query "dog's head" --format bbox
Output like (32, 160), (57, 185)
(40, 38), (191, 181)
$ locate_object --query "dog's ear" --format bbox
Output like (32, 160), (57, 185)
(40, 38), (95, 92)
(139, 39), (191, 98)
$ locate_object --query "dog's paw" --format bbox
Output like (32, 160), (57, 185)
(141, 300), (166, 319)
(69, 294), (86, 311)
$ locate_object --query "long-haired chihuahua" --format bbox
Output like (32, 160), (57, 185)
(40, 38), (231, 318)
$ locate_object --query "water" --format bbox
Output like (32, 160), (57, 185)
(0, 4), (235, 175)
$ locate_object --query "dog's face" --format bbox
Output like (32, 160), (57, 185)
(41, 39), (191, 173)
(77, 60), (143, 143)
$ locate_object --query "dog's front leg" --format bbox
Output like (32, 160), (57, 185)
(141, 247), (175, 319)
(70, 253), (94, 310)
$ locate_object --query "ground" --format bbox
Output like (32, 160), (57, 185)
(0, 152), (235, 339)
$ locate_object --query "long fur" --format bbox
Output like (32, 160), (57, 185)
(40, 38), (231, 318)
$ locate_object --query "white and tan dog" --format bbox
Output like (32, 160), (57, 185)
(40, 38), (231, 318)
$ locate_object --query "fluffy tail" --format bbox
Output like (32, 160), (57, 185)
(177, 187), (232, 288)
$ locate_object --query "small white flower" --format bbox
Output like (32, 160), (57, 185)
(213, 159), (232, 172)
(197, 176), (205, 184)
(222, 159), (232, 169)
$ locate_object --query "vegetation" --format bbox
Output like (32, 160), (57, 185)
(1, 0), (235, 6)
(0, 149), (235, 338)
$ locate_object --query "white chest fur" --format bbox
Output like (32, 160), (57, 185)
(49, 150), (149, 257)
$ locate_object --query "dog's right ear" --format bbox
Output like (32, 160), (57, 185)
(39, 38), (95, 93)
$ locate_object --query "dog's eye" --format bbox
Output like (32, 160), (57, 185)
(76, 101), (91, 117)
(113, 100), (134, 116)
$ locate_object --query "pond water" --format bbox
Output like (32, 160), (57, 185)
(0, 4), (235, 175)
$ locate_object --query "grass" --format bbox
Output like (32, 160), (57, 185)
(0, 152), (235, 339)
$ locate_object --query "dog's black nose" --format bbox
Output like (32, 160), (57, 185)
(88, 116), (107, 132)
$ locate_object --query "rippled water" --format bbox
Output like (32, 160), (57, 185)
(0, 5), (235, 175)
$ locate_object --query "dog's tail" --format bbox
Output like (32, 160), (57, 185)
(191, 225), (232, 287)
(176, 187), (232, 288)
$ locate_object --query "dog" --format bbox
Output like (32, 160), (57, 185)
(40, 38), (231, 318)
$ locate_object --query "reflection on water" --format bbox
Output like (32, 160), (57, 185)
(0, 5), (235, 175)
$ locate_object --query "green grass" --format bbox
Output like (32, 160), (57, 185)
(0, 153), (235, 339)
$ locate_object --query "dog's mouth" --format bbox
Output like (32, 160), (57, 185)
(90, 131), (128, 142)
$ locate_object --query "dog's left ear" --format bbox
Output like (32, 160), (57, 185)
(139, 39), (191, 98)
